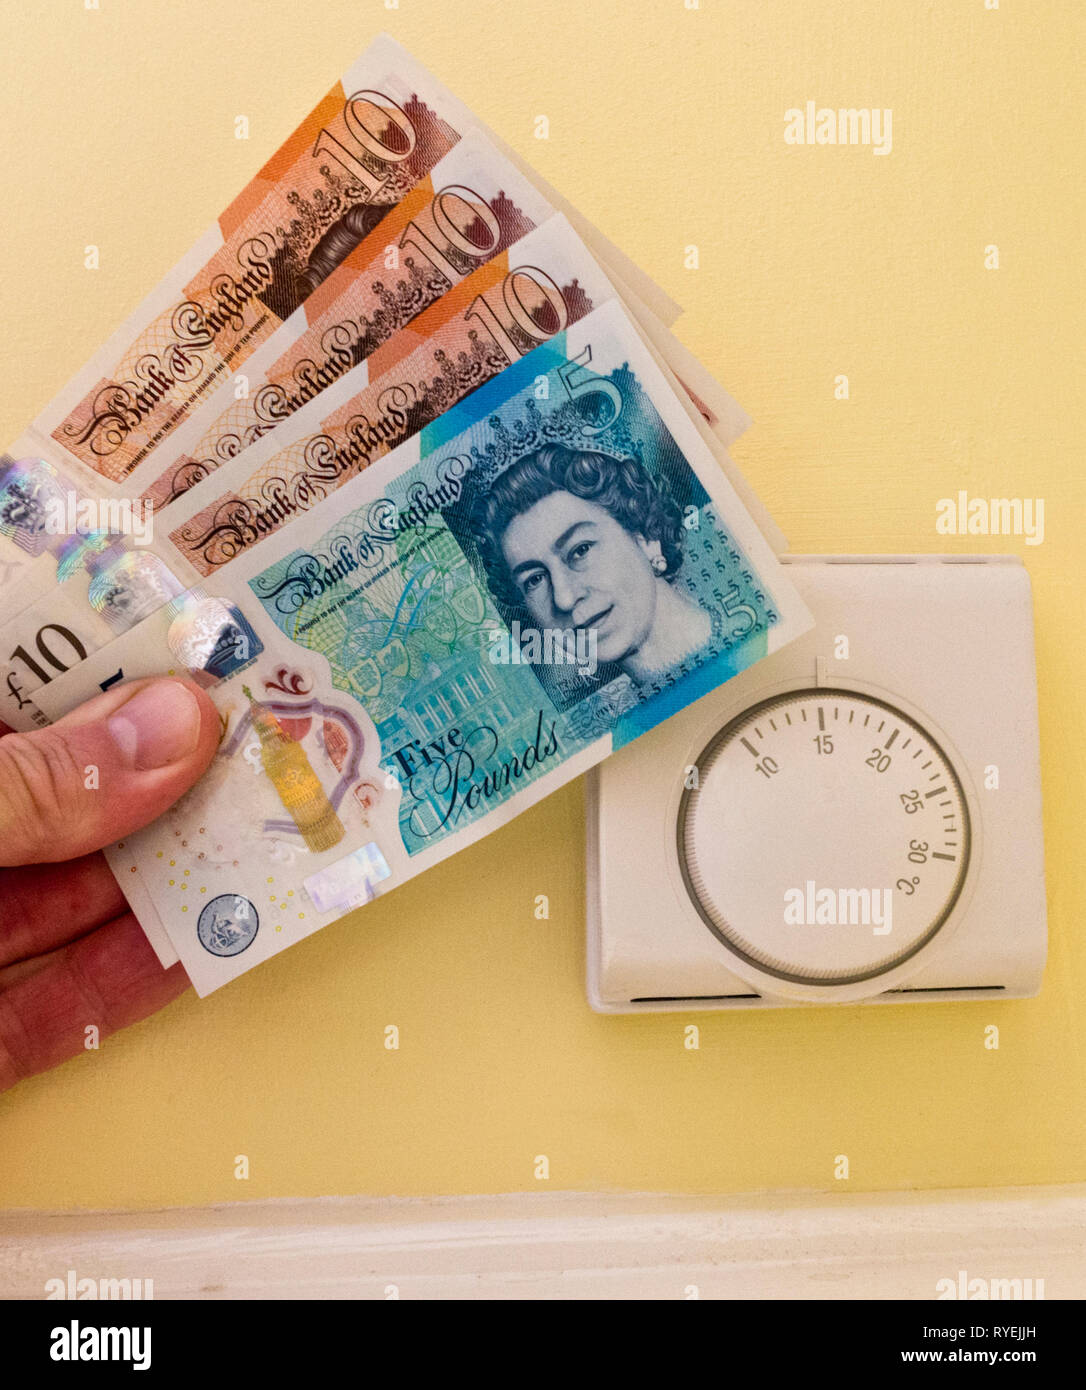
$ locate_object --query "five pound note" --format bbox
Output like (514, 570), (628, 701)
(34, 299), (812, 994)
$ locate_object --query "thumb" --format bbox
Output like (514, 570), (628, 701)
(0, 676), (221, 866)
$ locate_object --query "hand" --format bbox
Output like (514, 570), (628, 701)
(0, 677), (220, 1092)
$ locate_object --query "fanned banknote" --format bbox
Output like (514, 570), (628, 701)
(0, 30), (709, 730)
(32, 299), (812, 993)
(0, 34), (681, 588)
(137, 130), (569, 508)
(158, 215), (761, 575)
(13, 37), (470, 493)
(0, 214), (763, 735)
(135, 127), (752, 515)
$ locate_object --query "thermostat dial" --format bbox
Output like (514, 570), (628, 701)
(678, 689), (971, 987)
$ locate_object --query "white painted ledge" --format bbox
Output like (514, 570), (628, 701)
(1, 1185), (1084, 1300)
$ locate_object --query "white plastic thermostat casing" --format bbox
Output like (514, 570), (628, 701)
(586, 556), (1047, 1011)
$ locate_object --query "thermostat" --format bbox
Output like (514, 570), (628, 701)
(587, 556), (1047, 1010)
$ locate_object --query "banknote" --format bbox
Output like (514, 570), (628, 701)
(136, 127), (742, 514)
(0, 211), (600, 728)
(33, 298), (812, 994)
(0, 214), (763, 734)
(15, 37), (473, 492)
(162, 214), (644, 573)
(134, 129), (557, 507)
(0, 23), (705, 722)
(0, 34), (680, 585)
(0, 35), (464, 593)
(161, 216), (768, 576)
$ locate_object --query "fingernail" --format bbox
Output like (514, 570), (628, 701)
(108, 681), (203, 770)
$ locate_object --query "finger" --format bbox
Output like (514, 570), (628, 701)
(0, 676), (221, 866)
(0, 912), (190, 1092)
(0, 852), (125, 968)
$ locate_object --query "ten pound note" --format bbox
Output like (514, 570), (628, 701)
(15, 35), (472, 492)
(0, 32), (679, 586)
(0, 212), (753, 737)
(34, 300), (812, 994)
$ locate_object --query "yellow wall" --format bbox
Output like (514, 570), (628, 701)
(0, 0), (1082, 1208)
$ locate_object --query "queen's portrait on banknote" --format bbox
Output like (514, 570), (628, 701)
(469, 442), (716, 705)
